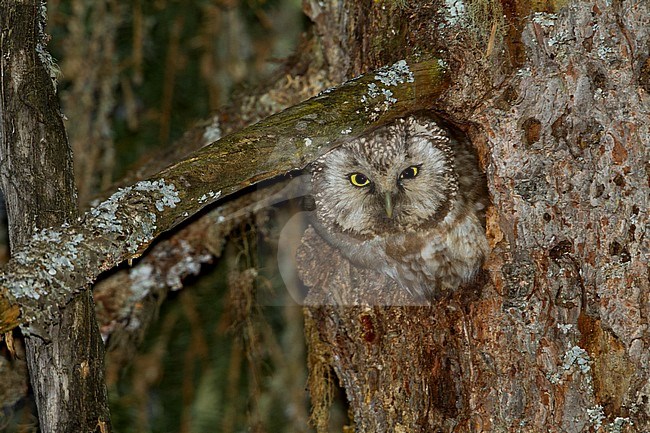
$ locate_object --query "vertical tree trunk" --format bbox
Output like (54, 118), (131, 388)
(300, 1), (649, 431)
(0, 1), (111, 431)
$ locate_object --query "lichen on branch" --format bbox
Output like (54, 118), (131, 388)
(0, 57), (447, 333)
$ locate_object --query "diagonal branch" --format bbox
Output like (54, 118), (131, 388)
(0, 58), (447, 333)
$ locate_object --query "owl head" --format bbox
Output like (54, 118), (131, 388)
(310, 115), (459, 238)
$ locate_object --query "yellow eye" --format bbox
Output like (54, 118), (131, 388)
(400, 165), (420, 180)
(349, 172), (371, 187)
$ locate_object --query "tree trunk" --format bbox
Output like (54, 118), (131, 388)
(0, 1), (111, 431)
(300, 1), (649, 432)
(0, 1), (646, 431)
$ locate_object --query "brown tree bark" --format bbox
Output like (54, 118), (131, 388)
(300, 1), (649, 432)
(0, 1), (645, 432)
(0, 1), (111, 431)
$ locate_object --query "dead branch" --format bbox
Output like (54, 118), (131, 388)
(0, 58), (447, 333)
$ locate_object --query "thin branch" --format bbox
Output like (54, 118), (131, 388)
(0, 58), (447, 333)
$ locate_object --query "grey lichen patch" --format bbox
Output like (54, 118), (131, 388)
(202, 117), (222, 145)
(128, 264), (157, 302)
(587, 406), (605, 430)
(44, 233), (84, 276)
(366, 82), (380, 100)
(4, 179), (183, 326)
(360, 60), (415, 117)
(564, 345), (592, 374)
(134, 179), (181, 212)
(7, 228), (86, 305)
(35, 45), (61, 91)
(89, 187), (136, 233)
(442, 0), (466, 26)
(197, 190), (222, 204)
(7, 263), (47, 302)
(165, 240), (212, 290)
(4, 242), (86, 332)
(317, 86), (335, 96)
(548, 345), (592, 385)
(532, 12), (557, 28)
(607, 417), (633, 432)
(87, 179), (180, 253)
(374, 60), (415, 87)
(381, 88), (396, 104)
(8, 272), (45, 306)
(587, 406), (634, 433)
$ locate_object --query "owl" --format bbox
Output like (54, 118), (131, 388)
(308, 114), (489, 302)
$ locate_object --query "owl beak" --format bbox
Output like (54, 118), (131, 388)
(384, 192), (393, 219)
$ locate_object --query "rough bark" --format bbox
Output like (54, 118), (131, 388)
(470, 3), (649, 430)
(299, 1), (649, 432)
(0, 57), (446, 333)
(0, 1), (111, 431)
(0, 1), (645, 431)
(97, 180), (296, 377)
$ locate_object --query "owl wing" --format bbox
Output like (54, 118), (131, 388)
(298, 227), (427, 306)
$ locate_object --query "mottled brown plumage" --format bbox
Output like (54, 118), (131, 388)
(308, 114), (488, 302)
